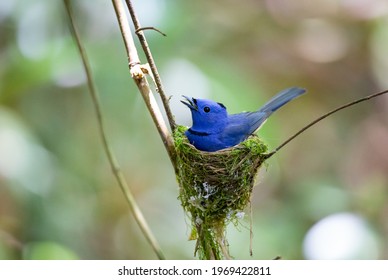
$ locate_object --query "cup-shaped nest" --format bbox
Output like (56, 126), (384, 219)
(174, 126), (268, 259)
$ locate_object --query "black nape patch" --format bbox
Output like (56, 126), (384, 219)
(217, 102), (226, 109)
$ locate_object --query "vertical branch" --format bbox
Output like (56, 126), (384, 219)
(112, 0), (177, 170)
(125, 0), (176, 131)
(112, 0), (140, 68)
(64, 0), (165, 260)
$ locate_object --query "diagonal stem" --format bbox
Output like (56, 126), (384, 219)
(64, 0), (165, 260)
(264, 89), (388, 160)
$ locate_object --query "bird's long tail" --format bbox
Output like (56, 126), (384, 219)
(244, 87), (306, 135)
(259, 87), (306, 113)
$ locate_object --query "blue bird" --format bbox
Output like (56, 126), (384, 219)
(181, 87), (306, 152)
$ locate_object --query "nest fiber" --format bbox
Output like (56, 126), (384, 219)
(174, 126), (268, 259)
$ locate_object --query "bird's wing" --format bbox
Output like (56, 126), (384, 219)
(230, 111), (271, 136)
(220, 112), (267, 145)
(219, 122), (248, 147)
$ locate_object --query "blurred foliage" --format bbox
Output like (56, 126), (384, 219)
(0, 0), (388, 259)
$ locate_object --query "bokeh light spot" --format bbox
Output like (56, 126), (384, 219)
(303, 212), (380, 259)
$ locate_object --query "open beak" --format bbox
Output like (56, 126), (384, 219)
(181, 95), (198, 111)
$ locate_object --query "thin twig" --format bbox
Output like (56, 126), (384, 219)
(64, 0), (166, 260)
(125, 0), (176, 131)
(112, 0), (177, 170)
(264, 89), (388, 160)
(136, 26), (167, 37)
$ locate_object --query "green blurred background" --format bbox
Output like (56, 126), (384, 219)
(1, 0), (388, 260)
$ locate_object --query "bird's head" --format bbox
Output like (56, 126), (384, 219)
(181, 96), (228, 131)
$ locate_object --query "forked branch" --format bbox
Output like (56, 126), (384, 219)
(112, 0), (176, 169)
(125, 0), (176, 131)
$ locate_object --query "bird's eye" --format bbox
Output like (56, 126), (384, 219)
(204, 107), (210, 113)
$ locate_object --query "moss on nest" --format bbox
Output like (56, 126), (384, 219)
(174, 125), (268, 259)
